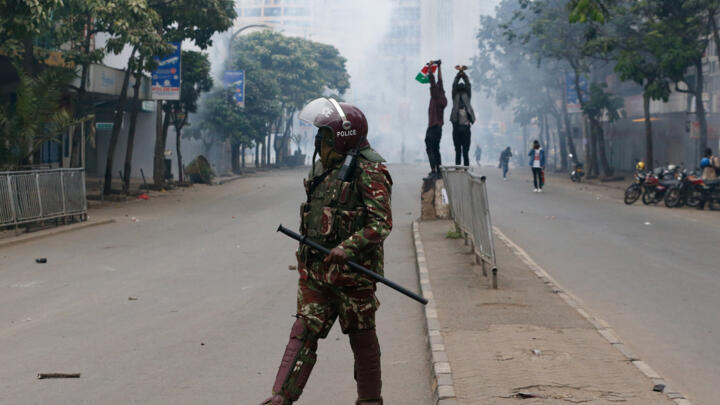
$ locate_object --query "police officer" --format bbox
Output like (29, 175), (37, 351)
(261, 98), (392, 405)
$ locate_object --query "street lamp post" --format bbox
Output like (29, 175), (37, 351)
(226, 24), (271, 69)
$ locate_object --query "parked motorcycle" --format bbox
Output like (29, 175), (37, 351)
(696, 178), (720, 210)
(664, 169), (703, 208)
(568, 154), (585, 182)
(624, 171), (646, 205)
(641, 166), (679, 205)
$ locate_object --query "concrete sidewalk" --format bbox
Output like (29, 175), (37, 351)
(417, 219), (678, 404)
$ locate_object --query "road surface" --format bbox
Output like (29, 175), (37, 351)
(486, 165), (720, 405)
(0, 165), (432, 404)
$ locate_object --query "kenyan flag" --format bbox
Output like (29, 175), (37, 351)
(415, 63), (438, 84)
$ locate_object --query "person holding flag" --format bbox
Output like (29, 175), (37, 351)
(418, 60), (447, 179)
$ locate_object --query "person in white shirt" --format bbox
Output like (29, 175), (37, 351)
(527, 140), (545, 192)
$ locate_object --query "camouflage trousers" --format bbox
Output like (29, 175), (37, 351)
(297, 276), (380, 338)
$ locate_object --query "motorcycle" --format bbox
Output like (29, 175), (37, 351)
(568, 154), (585, 182)
(663, 169), (703, 208)
(624, 170), (646, 205)
(696, 178), (720, 210)
(641, 166), (679, 205)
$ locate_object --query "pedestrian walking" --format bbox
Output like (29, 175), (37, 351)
(450, 66), (475, 167)
(424, 60), (447, 179)
(475, 144), (482, 166)
(528, 140), (546, 192)
(498, 146), (512, 180)
(261, 98), (392, 405)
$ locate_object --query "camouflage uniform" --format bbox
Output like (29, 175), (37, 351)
(263, 147), (392, 405)
(297, 148), (392, 336)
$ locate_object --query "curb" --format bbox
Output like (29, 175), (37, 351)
(0, 218), (116, 249)
(412, 221), (459, 405)
(492, 226), (693, 405)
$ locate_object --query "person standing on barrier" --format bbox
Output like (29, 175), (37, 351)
(450, 66), (475, 167)
(498, 146), (512, 180)
(528, 140), (545, 192)
(425, 60), (447, 179)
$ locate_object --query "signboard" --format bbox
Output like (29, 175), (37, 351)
(96, 122), (113, 130)
(152, 42), (181, 100)
(223, 70), (245, 107)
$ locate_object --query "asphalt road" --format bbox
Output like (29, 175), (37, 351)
(485, 165), (720, 405)
(0, 165), (432, 404)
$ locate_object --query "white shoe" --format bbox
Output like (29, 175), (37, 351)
(538, 188), (543, 193)
(533, 188), (538, 192)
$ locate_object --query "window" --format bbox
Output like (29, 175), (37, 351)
(284, 7), (309, 16)
(264, 7), (281, 16)
(244, 7), (262, 16)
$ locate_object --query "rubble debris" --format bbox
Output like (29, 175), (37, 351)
(288, 265), (297, 271)
(653, 384), (665, 392)
(37, 373), (80, 379)
(35, 258), (47, 264)
(128, 297), (138, 301)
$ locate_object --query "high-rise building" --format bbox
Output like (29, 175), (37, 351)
(235, 0), (314, 38)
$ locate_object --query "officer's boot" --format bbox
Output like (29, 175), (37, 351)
(260, 319), (318, 405)
(349, 329), (382, 405)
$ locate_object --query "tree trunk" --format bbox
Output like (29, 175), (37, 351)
(561, 76), (579, 166)
(261, 139), (266, 167)
(643, 92), (654, 170)
(593, 117), (613, 176)
(231, 139), (240, 173)
(70, 22), (94, 168)
(241, 144), (246, 168)
(122, 60), (144, 194)
(153, 109), (171, 185)
(695, 57), (708, 152)
(555, 113), (568, 171)
(255, 142), (260, 168)
(22, 36), (35, 76)
(103, 46), (137, 195)
(153, 103), (169, 185)
(176, 123), (183, 183)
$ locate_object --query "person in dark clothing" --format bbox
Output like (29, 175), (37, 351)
(450, 67), (475, 167)
(498, 146), (512, 180)
(425, 60), (447, 178)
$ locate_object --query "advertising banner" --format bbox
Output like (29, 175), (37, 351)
(223, 70), (245, 108)
(152, 42), (181, 100)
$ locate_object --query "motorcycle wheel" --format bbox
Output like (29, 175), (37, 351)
(624, 184), (641, 205)
(642, 190), (655, 205)
(664, 188), (681, 208)
(686, 187), (702, 208)
(570, 175), (578, 182)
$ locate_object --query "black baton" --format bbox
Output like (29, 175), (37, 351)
(277, 225), (428, 305)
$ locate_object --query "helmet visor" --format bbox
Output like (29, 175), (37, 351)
(298, 97), (348, 128)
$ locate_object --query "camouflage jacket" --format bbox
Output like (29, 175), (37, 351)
(297, 147), (393, 286)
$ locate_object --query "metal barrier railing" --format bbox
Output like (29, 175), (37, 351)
(0, 168), (87, 229)
(441, 166), (498, 288)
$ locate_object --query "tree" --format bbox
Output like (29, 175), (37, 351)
(0, 0), (64, 75)
(227, 31), (349, 165)
(194, 66), (281, 173)
(0, 66), (92, 168)
(151, 0), (235, 186)
(101, 0), (165, 194)
(167, 51), (213, 183)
